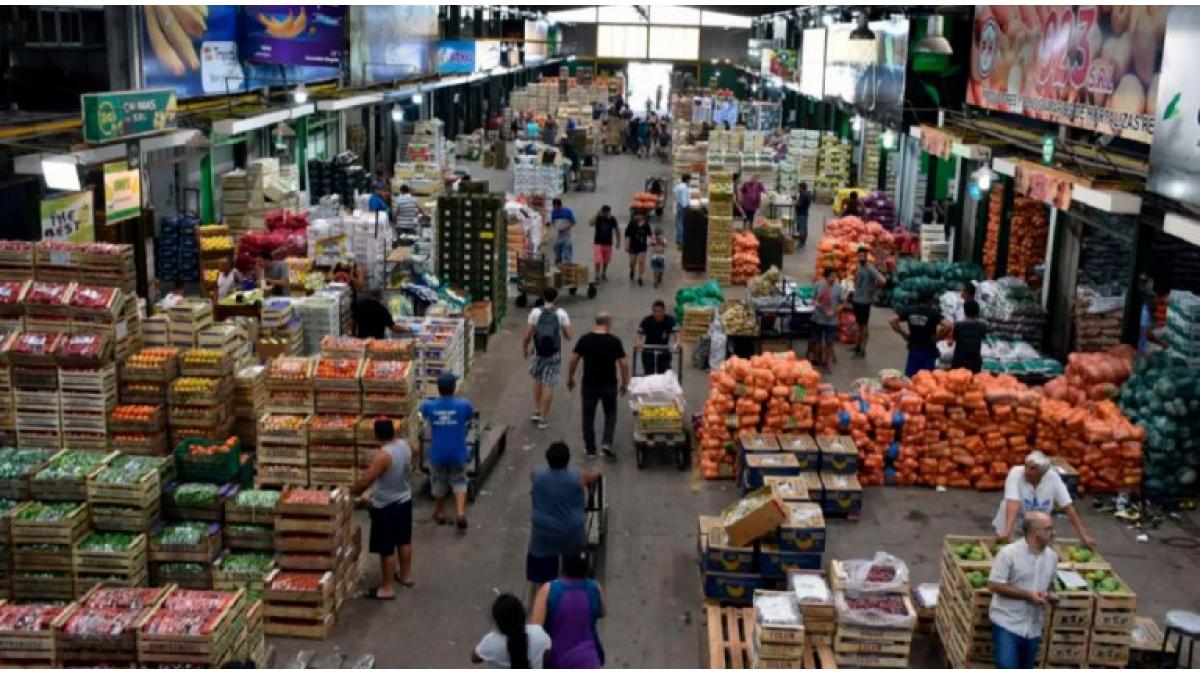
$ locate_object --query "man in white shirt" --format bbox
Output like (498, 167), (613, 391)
(522, 288), (573, 431)
(992, 451), (1095, 550)
(988, 511), (1058, 668)
(672, 173), (692, 248)
(393, 184), (424, 235)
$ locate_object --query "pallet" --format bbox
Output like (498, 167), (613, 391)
(705, 603), (754, 669)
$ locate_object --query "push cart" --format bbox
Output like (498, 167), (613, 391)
(418, 411), (508, 502)
(513, 254), (598, 308)
(630, 344), (689, 470)
(584, 473), (607, 576)
(575, 155), (599, 192)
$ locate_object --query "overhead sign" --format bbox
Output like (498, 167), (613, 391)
(799, 29), (826, 98)
(967, 6), (1165, 144)
(141, 5), (244, 97)
(1013, 161), (1084, 211)
(103, 162), (141, 224)
(823, 18), (909, 127)
(1148, 7), (1200, 208)
(475, 40), (502, 73)
(920, 126), (959, 160)
(40, 191), (95, 243)
(239, 5), (345, 67)
(82, 89), (177, 144)
(436, 40), (476, 75)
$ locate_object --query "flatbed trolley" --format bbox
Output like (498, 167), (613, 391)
(418, 411), (508, 502)
(513, 254), (598, 308)
(630, 344), (689, 470)
(584, 473), (607, 576)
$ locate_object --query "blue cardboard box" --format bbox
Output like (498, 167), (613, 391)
(704, 531), (756, 574)
(777, 501), (827, 554)
(779, 433), (820, 471)
(763, 476), (811, 503)
(821, 472), (863, 516)
(758, 544), (823, 578)
(702, 571), (760, 603)
(817, 435), (859, 474)
(742, 453), (800, 491)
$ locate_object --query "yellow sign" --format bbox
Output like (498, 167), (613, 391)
(40, 191), (95, 243)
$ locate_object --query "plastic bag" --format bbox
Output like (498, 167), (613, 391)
(708, 318), (728, 372)
(628, 371), (684, 402)
(834, 590), (915, 628)
(840, 551), (910, 594)
(788, 571), (831, 604)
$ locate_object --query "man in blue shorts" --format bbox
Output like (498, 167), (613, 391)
(809, 267), (844, 371)
(890, 289), (951, 377)
(420, 372), (475, 533)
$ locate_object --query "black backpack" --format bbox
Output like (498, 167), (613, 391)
(534, 308), (562, 357)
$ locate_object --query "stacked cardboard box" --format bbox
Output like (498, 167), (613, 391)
(437, 187), (508, 329)
(707, 171), (734, 285)
(816, 134), (851, 204)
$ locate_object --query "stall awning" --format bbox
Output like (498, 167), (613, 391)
(992, 156), (1141, 215)
(315, 93), (384, 112)
(211, 103), (315, 136)
(1164, 212), (1200, 248)
(13, 129), (205, 175)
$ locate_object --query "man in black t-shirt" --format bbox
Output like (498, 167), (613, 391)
(567, 312), (630, 460)
(890, 290), (951, 377)
(636, 300), (677, 375)
(589, 205), (621, 282)
(353, 288), (403, 339)
(951, 300), (987, 373)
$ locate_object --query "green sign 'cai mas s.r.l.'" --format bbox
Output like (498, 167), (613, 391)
(81, 89), (178, 144)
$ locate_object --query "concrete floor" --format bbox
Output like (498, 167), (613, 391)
(271, 150), (1200, 668)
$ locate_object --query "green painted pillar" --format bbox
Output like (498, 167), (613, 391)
(297, 116), (309, 192)
(200, 150), (214, 223)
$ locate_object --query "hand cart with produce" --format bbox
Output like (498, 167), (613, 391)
(513, 254), (598, 308)
(417, 411), (508, 502)
(629, 344), (690, 470)
(574, 155), (599, 192)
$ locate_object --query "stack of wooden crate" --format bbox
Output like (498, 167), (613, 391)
(1047, 540), (1137, 668)
(108, 402), (168, 456)
(233, 365), (266, 449)
(117, 347), (178, 427)
(307, 415), (359, 486)
(137, 588), (246, 667)
(165, 300), (213, 350)
(265, 356), (315, 415)
(11, 350), (63, 450)
(707, 171), (734, 285)
(222, 488), (278, 554)
(680, 306), (715, 344)
(10, 500), (90, 601)
(935, 535), (997, 668)
(750, 589), (806, 668)
(361, 358), (416, 446)
(256, 414), (310, 489)
(831, 557), (917, 668)
(148, 521), (222, 590)
(170, 348), (235, 445)
(266, 487), (358, 639)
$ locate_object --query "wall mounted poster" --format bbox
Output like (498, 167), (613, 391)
(824, 18), (909, 127)
(40, 192), (95, 244)
(103, 162), (141, 224)
(1148, 7), (1200, 207)
(967, 6), (1166, 144)
(436, 40), (476, 74)
(799, 28), (826, 98)
(142, 6), (243, 97)
(349, 5), (438, 84)
(239, 6), (345, 67)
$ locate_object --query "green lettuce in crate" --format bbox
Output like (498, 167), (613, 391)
(95, 456), (158, 484)
(35, 451), (108, 480)
(79, 532), (135, 552)
(157, 562), (207, 576)
(234, 489), (279, 511)
(154, 522), (208, 547)
(226, 523), (271, 539)
(218, 552), (274, 575)
(0, 449), (54, 478)
(171, 483), (221, 506)
(16, 501), (80, 522)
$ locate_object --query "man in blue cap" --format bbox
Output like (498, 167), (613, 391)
(419, 371), (475, 532)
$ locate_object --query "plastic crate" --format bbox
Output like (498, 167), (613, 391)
(173, 437), (242, 483)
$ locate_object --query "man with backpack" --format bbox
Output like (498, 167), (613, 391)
(523, 288), (573, 431)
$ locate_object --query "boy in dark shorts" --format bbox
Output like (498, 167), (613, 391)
(851, 246), (886, 358)
(352, 417), (414, 599)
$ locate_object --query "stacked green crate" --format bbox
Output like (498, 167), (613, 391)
(437, 191), (508, 331)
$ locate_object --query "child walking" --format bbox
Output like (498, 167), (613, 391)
(649, 228), (667, 289)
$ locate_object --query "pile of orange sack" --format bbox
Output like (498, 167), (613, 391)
(697, 352), (822, 480)
(731, 231), (760, 285)
(812, 216), (895, 281)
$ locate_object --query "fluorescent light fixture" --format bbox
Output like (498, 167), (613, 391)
(315, 93), (384, 112)
(972, 167), (996, 192)
(822, 14), (834, 27)
(881, 129), (898, 150)
(851, 115), (864, 132)
(292, 84), (309, 104)
(42, 157), (81, 192)
(391, 104), (404, 122)
(412, 92), (423, 104)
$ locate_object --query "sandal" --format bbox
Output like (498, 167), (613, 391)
(366, 588), (396, 601)
(394, 574), (415, 588)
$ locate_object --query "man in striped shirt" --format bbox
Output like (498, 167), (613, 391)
(393, 184), (424, 235)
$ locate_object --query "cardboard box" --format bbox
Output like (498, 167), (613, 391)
(705, 530), (755, 574)
(763, 476), (809, 503)
(739, 432), (781, 452)
(778, 434), (820, 471)
(758, 544), (822, 578)
(817, 435), (858, 474)
(821, 473), (863, 516)
(702, 571), (760, 604)
(720, 488), (788, 548)
(742, 453), (800, 491)
(798, 472), (824, 503)
(698, 515), (723, 562)
(777, 501), (826, 554)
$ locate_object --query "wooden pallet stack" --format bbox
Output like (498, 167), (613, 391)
(10, 500), (90, 601)
(256, 413), (310, 488)
(266, 487), (359, 639)
(56, 585), (168, 666)
(707, 171), (734, 286)
(0, 602), (70, 667)
(265, 356), (315, 414)
(831, 557), (916, 668)
(935, 535), (997, 668)
(170, 348), (235, 447)
(233, 365), (266, 449)
(137, 587), (246, 667)
(751, 589), (806, 667)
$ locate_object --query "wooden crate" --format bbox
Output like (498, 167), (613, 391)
(11, 502), (89, 545)
(1049, 587), (1094, 630)
(14, 540), (79, 572)
(90, 501), (161, 533)
(137, 589), (244, 665)
(73, 533), (148, 577)
(150, 561), (213, 590)
(308, 443), (356, 468)
(55, 589), (162, 663)
(149, 522), (222, 563)
(1088, 630), (1132, 667)
(1092, 572), (1136, 631)
(257, 442), (308, 467)
(30, 451), (117, 501)
(11, 573), (77, 601)
(212, 551), (276, 595)
(224, 493), (279, 526)
(705, 603), (754, 669)
(314, 391), (362, 414)
(164, 483), (237, 522)
(110, 430), (169, 455)
(1043, 627), (1089, 665)
(257, 413), (310, 445)
(86, 466), (160, 508)
(802, 642), (838, 669)
(0, 601), (73, 667)
(222, 523), (275, 552)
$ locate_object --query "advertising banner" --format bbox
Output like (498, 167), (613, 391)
(525, 20), (549, 64)
(40, 192), (95, 243)
(799, 29), (826, 99)
(142, 5), (244, 97)
(103, 162), (141, 224)
(920, 126), (959, 160)
(436, 40), (476, 75)
(82, 89), (177, 144)
(762, 48), (797, 82)
(239, 6), (345, 67)
(824, 18), (909, 128)
(967, 6), (1165, 144)
(475, 40), (503, 73)
(349, 5), (438, 84)
(1148, 7), (1200, 207)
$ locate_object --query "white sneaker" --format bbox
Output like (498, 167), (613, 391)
(535, 419), (549, 430)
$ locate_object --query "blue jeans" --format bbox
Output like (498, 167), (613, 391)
(993, 625), (1040, 669)
(675, 207), (686, 245)
(554, 237), (573, 264)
